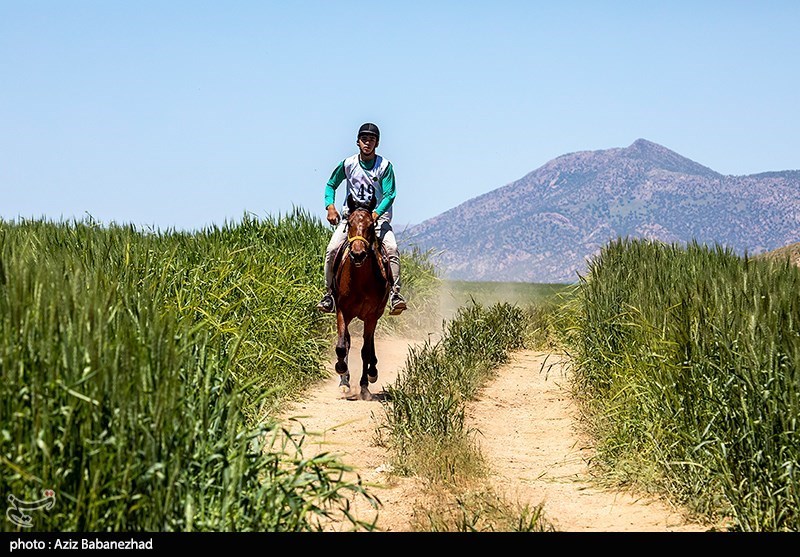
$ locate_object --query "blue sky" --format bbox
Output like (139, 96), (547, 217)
(2, 1), (798, 232)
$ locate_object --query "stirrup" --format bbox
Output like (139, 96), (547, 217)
(388, 293), (407, 316)
(316, 294), (335, 313)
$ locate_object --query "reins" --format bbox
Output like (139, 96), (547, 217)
(335, 206), (391, 286)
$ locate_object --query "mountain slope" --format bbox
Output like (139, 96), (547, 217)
(400, 139), (800, 283)
(756, 240), (800, 268)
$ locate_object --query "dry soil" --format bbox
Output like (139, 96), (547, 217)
(278, 333), (720, 532)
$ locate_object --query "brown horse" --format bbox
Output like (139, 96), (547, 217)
(332, 196), (391, 400)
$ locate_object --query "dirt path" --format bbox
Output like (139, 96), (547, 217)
(278, 334), (716, 532)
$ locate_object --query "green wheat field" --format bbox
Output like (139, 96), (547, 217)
(1, 213), (798, 532)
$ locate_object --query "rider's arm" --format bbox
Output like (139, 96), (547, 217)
(324, 161), (347, 208)
(374, 162), (396, 217)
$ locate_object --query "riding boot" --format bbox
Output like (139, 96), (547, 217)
(317, 288), (335, 313)
(388, 284), (407, 316)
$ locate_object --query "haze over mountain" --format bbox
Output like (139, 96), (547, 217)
(399, 139), (800, 283)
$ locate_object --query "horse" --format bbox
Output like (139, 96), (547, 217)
(331, 195), (391, 400)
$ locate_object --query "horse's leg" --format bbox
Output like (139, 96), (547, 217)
(360, 317), (379, 400)
(362, 317), (379, 384)
(335, 311), (351, 393)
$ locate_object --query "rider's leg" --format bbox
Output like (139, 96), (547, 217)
(377, 223), (406, 314)
(317, 222), (347, 312)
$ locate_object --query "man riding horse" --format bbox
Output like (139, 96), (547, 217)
(317, 122), (407, 316)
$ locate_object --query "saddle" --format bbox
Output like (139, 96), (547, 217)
(332, 235), (393, 294)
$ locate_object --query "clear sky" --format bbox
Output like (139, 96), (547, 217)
(2, 1), (798, 232)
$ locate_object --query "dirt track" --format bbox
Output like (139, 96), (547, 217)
(278, 334), (717, 532)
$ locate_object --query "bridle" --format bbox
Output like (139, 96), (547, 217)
(346, 208), (375, 265)
(347, 234), (369, 247)
(347, 209), (374, 245)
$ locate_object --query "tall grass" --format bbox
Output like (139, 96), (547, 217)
(383, 302), (527, 466)
(556, 237), (800, 531)
(379, 301), (552, 531)
(21, 207), (793, 531)
(0, 211), (380, 531)
(372, 244), (442, 338)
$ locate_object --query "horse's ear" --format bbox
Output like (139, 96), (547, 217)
(346, 194), (375, 213)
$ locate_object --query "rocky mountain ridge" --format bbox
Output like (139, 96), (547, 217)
(400, 139), (800, 283)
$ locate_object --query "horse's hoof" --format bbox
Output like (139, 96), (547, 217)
(360, 387), (373, 401)
(367, 372), (378, 384)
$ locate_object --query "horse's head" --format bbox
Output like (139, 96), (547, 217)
(346, 207), (376, 268)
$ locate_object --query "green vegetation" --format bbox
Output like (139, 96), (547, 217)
(439, 279), (572, 349)
(364, 244), (442, 338)
(3, 211), (798, 532)
(379, 301), (554, 531)
(0, 211), (408, 531)
(555, 237), (800, 531)
(440, 280), (571, 312)
(380, 236), (800, 532)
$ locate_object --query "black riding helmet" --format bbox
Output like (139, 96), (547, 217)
(358, 122), (380, 141)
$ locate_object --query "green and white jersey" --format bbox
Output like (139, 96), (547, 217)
(324, 153), (397, 221)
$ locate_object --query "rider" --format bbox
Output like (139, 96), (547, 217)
(316, 122), (407, 316)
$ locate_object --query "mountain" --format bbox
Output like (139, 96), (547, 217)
(757, 241), (800, 268)
(399, 139), (800, 283)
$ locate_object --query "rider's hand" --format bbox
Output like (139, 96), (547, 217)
(326, 205), (340, 226)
